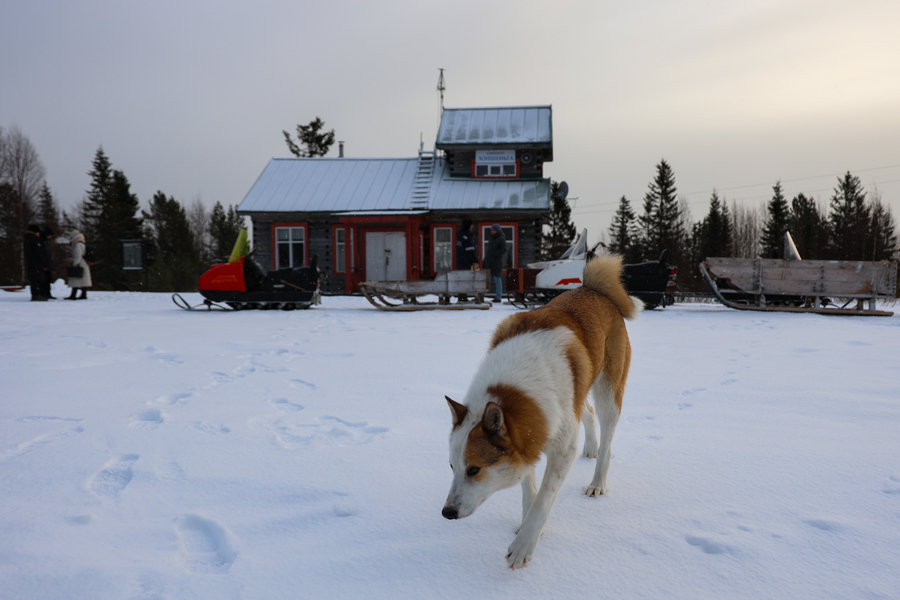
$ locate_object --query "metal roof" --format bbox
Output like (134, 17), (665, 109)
(436, 106), (552, 148)
(237, 157), (550, 214)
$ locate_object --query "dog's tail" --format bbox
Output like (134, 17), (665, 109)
(582, 254), (644, 320)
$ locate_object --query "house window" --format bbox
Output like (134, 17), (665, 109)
(481, 224), (516, 269)
(275, 226), (306, 269)
(473, 150), (518, 178)
(334, 228), (347, 273)
(433, 227), (453, 273)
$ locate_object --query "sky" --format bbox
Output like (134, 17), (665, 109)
(3, 0), (900, 241)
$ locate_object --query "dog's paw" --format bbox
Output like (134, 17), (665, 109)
(584, 485), (607, 497)
(582, 444), (598, 459)
(506, 533), (537, 569)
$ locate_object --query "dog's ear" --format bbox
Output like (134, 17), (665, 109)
(482, 402), (504, 436)
(446, 396), (467, 428)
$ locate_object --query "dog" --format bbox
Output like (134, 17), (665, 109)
(442, 254), (642, 569)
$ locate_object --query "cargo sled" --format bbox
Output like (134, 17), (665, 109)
(173, 230), (321, 311)
(700, 257), (897, 316)
(360, 269), (491, 311)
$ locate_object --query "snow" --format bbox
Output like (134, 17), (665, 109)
(2, 282), (899, 600)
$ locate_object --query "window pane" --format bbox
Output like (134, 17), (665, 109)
(436, 228), (451, 243)
(277, 242), (290, 269)
(476, 165), (488, 176)
(503, 164), (516, 175)
(291, 228), (305, 242)
(336, 229), (346, 273)
(277, 228), (289, 241)
(292, 242), (304, 267)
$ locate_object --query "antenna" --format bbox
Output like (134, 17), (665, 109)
(436, 68), (445, 110)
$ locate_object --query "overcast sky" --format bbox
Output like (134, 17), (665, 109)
(3, 0), (899, 240)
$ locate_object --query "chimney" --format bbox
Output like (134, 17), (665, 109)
(338, 141), (344, 158)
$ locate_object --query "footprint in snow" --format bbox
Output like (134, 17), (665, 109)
(90, 454), (139, 497)
(130, 408), (165, 430)
(148, 392), (191, 407)
(273, 415), (388, 449)
(681, 388), (705, 396)
(189, 422), (231, 435)
(174, 514), (239, 574)
(289, 379), (317, 390)
(685, 536), (735, 555)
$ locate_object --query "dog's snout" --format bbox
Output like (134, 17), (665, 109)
(442, 506), (459, 520)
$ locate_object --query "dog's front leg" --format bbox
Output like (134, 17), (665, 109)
(507, 436), (578, 569)
(517, 466), (538, 532)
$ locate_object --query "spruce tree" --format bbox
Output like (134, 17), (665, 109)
(828, 172), (869, 260)
(80, 149), (143, 289)
(36, 183), (60, 231)
(867, 193), (898, 262)
(761, 182), (791, 258)
(207, 202), (245, 262)
(283, 117), (336, 157)
(789, 193), (828, 259)
(638, 159), (682, 261)
(143, 192), (198, 292)
(695, 190), (732, 260)
(541, 181), (577, 260)
(607, 196), (639, 263)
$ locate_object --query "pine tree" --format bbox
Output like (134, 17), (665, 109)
(36, 183), (60, 231)
(828, 172), (869, 260)
(607, 196), (640, 263)
(789, 193), (828, 259)
(283, 117), (336, 157)
(541, 181), (577, 260)
(761, 182), (791, 258)
(143, 192), (198, 292)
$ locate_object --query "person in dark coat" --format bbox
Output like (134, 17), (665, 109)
(40, 227), (57, 299)
(456, 218), (478, 302)
(484, 224), (507, 303)
(456, 219), (477, 270)
(23, 224), (48, 301)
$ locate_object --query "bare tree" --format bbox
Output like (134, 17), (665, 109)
(1, 125), (46, 280)
(186, 194), (209, 264)
(730, 201), (763, 258)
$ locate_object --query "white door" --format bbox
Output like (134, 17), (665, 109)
(365, 232), (407, 281)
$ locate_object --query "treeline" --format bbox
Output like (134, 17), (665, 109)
(607, 160), (899, 291)
(0, 126), (244, 291)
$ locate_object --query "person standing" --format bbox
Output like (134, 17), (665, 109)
(484, 224), (507, 303)
(66, 231), (92, 300)
(456, 218), (478, 302)
(456, 219), (477, 270)
(40, 227), (57, 299)
(23, 224), (48, 301)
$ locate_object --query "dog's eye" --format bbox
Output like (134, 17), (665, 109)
(466, 466), (480, 477)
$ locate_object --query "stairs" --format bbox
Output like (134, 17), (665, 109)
(409, 146), (436, 209)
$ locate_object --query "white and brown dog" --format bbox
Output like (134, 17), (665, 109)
(442, 255), (641, 569)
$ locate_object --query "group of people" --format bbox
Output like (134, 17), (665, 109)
(456, 219), (507, 303)
(23, 226), (92, 301)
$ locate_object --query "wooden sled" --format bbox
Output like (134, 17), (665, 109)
(700, 257), (897, 316)
(360, 270), (492, 311)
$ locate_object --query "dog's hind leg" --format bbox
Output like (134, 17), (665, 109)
(585, 374), (621, 497)
(581, 400), (598, 458)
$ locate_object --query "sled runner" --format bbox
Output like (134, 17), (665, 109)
(360, 269), (491, 311)
(700, 256), (897, 316)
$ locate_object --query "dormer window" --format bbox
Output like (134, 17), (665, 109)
(472, 150), (518, 178)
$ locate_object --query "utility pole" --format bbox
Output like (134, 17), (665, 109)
(437, 68), (445, 110)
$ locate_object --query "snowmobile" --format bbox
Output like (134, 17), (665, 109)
(506, 229), (677, 309)
(173, 230), (321, 311)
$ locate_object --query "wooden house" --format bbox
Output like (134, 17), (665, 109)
(236, 105), (553, 294)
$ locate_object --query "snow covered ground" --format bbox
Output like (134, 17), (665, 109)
(1, 282), (898, 600)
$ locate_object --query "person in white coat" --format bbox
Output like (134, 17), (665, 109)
(66, 231), (92, 300)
